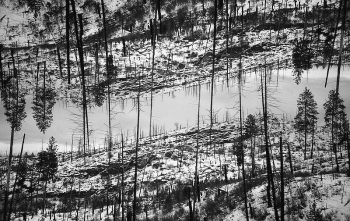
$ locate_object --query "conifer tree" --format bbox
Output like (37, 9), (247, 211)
(294, 87), (318, 160)
(324, 90), (349, 143)
(36, 136), (58, 181)
(244, 114), (258, 177)
(324, 90), (349, 172)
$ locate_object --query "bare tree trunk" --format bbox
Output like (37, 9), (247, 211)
(336, 0), (346, 97)
(193, 79), (201, 219)
(0, 44), (3, 87)
(310, 122), (315, 160)
(43, 61), (46, 131)
(66, 0), (70, 84)
(263, 64), (279, 221)
(225, 0), (229, 87)
(3, 125), (14, 221)
(70, 0), (86, 163)
(280, 137), (284, 221)
(239, 65), (249, 221)
(149, 6), (158, 140)
(133, 64), (141, 221)
(43, 179), (48, 215)
(4, 49), (19, 221)
(324, 0), (342, 87)
(101, 0), (112, 154)
(95, 43), (99, 84)
(347, 133), (350, 176)
(260, 64), (271, 208)
(157, 0), (162, 33)
(11, 49), (16, 78)
(80, 18), (88, 150)
(189, 196), (193, 220)
(333, 0), (347, 174)
(121, 134), (125, 221)
(57, 46), (63, 78)
(304, 99), (307, 160)
(8, 134), (25, 219)
(251, 136), (255, 177)
(210, 0), (218, 155)
(287, 143), (293, 175)
(78, 12), (88, 163)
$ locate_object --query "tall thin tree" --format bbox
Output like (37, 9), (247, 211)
(101, 0), (112, 153)
(294, 87), (318, 160)
(149, 4), (158, 140)
(193, 79), (201, 220)
(8, 134), (25, 220)
(133, 62), (141, 221)
(66, 0), (70, 84)
(210, 0), (218, 153)
(238, 63), (249, 221)
(0, 44), (3, 87)
(280, 137), (284, 221)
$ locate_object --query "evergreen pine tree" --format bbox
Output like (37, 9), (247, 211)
(294, 87), (318, 160)
(37, 136), (58, 181)
(244, 114), (258, 177)
(324, 90), (350, 143)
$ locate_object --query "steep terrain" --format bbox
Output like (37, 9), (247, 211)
(1, 0), (350, 220)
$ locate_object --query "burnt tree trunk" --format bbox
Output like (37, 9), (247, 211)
(288, 143), (293, 175)
(0, 44), (3, 87)
(239, 67), (249, 221)
(260, 64), (272, 208)
(133, 63), (141, 221)
(66, 0), (70, 84)
(280, 137), (284, 221)
(8, 134), (25, 219)
(57, 46), (63, 78)
(210, 0), (218, 155)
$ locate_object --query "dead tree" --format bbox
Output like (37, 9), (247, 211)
(0, 44), (3, 87)
(133, 63), (141, 221)
(209, 0), (218, 154)
(101, 0), (112, 153)
(8, 134), (25, 219)
(193, 79), (201, 219)
(66, 0), (70, 84)
(238, 64), (249, 221)
(280, 137), (284, 221)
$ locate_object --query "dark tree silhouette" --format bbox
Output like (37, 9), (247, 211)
(1, 78), (27, 132)
(16, 157), (30, 190)
(294, 87), (318, 160)
(91, 84), (106, 107)
(292, 40), (313, 84)
(32, 86), (57, 133)
(26, 0), (44, 18)
(36, 136), (58, 181)
(244, 114), (258, 139)
(244, 114), (258, 177)
(324, 90), (349, 173)
(324, 90), (349, 140)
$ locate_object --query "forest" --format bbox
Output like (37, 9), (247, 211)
(0, 0), (350, 220)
